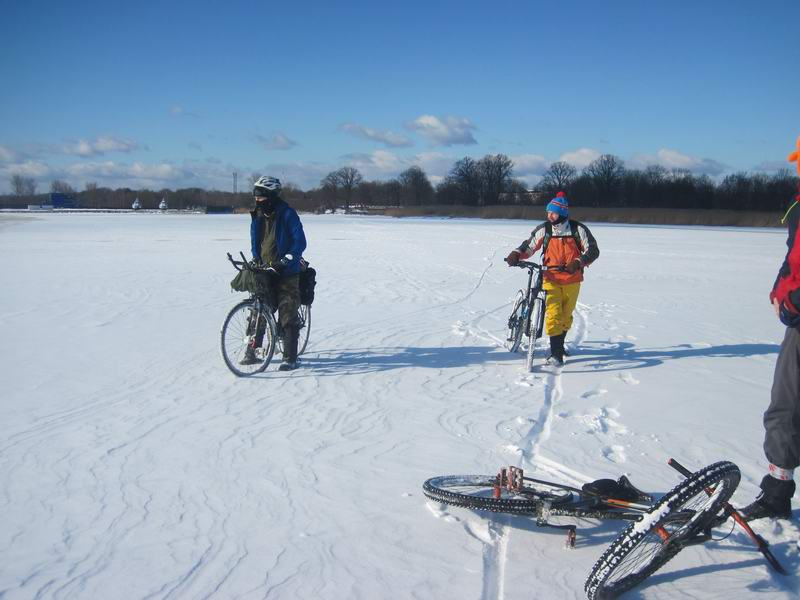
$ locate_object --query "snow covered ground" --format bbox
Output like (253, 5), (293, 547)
(1, 212), (798, 599)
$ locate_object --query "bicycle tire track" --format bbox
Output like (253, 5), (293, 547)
(480, 520), (509, 600)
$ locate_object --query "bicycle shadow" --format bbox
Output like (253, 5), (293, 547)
(285, 345), (521, 377)
(500, 512), (634, 548)
(622, 553), (797, 597)
(561, 341), (780, 374)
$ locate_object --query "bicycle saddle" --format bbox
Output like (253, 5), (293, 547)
(582, 475), (653, 504)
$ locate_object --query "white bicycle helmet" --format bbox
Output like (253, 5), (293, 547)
(253, 175), (282, 196)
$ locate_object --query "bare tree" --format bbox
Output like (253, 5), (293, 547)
(478, 154), (514, 205)
(321, 167), (363, 212)
(584, 154), (625, 206)
(85, 182), (98, 191)
(397, 166), (433, 206)
(540, 161), (577, 192)
(446, 156), (481, 205)
(10, 174), (36, 196)
(50, 180), (75, 194)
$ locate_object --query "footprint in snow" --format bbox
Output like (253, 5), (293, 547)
(617, 372), (639, 385)
(602, 445), (627, 464)
(581, 388), (608, 399)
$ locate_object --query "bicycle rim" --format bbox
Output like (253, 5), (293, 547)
(505, 291), (525, 353)
(423, 475), (572, 514)
(526, 297), (544, 372)
(220, 299), (276, 376)
(298, 304), (311, 355)
(585, 461), (740, 599)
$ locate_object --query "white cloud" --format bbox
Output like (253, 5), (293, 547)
(559, 148), (601, 169)
(753, 160), (792, 173)
(170, 105), (199, 118)
(627, 148), (726, 175)
(510, 153), (549, 177)
(63, 136), (140, 157)
(0, 145), (15, 162)
(256, 133), (298, 151)
(340, 123), (413, 148)
(63, 161), (189, 181)
(0, 160), (51, 179)
(406, 115), (477, 146)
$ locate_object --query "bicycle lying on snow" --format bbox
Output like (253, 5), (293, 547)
(221, 252), (313, 376)
(505, 260), (565, 372)
(423, 459), (786, 598)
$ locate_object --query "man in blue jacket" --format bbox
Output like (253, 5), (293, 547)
(243, 176), (307, 371)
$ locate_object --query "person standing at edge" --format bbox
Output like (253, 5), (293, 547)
(504, 192), (599, 365)
(242, 176), (307, 371)
(742, 179), (800, 521)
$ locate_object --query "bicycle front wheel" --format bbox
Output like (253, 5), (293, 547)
(505, 291), (525, 353)
(526, 296), (545, 372)
(423, 474), (572, 514)
(298, 304), (311, 356)
(585, 461), (740, 599)
(220, 299), (277, 376)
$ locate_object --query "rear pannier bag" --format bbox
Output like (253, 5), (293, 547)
(299, 267), (317, 305)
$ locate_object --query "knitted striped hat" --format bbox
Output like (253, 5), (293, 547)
(546, 191), (569, 217)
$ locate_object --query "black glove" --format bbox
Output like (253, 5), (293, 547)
(248, 258), (263, 270)
(505, 251), (520, 266)
(565, 259), (582, 274)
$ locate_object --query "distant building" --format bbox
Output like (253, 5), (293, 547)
(49, 192), (77, 209)
(205, 205), (234, 214)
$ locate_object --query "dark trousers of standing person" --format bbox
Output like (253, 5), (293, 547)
(276, 275), (301, 363)
(753, 326), (800, 515)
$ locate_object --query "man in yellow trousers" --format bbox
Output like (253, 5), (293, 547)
(505, 192), (599, 365)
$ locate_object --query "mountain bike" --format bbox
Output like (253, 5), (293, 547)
(221, 253), (312, 376)
(423, 458), (786, 598)
(505, 261), (563, 372)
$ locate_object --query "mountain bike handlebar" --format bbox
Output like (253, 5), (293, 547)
(227, 252), (280, 275)
(514, 260), (567, 272)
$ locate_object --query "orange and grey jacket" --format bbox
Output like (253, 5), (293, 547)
(517, 219), (599, 285)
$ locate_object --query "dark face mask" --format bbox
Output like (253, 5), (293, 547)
(255, 196), (275, 214)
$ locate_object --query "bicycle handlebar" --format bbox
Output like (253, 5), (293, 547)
(514, 260), (566, 272)
(226, 252), (279, 275)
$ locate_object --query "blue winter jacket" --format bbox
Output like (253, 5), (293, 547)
(250, 199), (307, 276)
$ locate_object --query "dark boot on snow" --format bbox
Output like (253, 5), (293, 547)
(547, 333), (567, 365)
(278, 326), (300, 371)
(740, 475), (794, 521)
(239, 346), (260, 365)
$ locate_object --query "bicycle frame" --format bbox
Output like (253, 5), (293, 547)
(519, 262), (545, 337)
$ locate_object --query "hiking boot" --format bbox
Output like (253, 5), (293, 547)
(740, 475), (795, 521)
(277, 325), (299, 371)
(545, 354), (564, 366)
(239, 347), (260, 365)
(740, 496), (792, 521)
(548, 333), (566, 364)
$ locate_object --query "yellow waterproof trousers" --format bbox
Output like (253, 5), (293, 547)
(543, 280), (581, 337)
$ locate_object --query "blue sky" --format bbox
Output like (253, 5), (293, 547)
(1, 0), (798, 193)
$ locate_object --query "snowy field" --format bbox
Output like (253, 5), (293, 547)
(1, 212), (798, 599)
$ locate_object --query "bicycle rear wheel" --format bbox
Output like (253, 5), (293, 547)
(505, 291), (525, 353)
(298, 304), (311, 356)
(585, 461), (740, 599)
(220, 299), (277, 376)
(423, 474), (572, 514)
(526, 296), (545, 372)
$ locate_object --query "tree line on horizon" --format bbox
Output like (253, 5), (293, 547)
(3, 154), (798, 213)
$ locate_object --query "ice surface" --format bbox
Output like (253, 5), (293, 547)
(0, 213), (797, 599)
